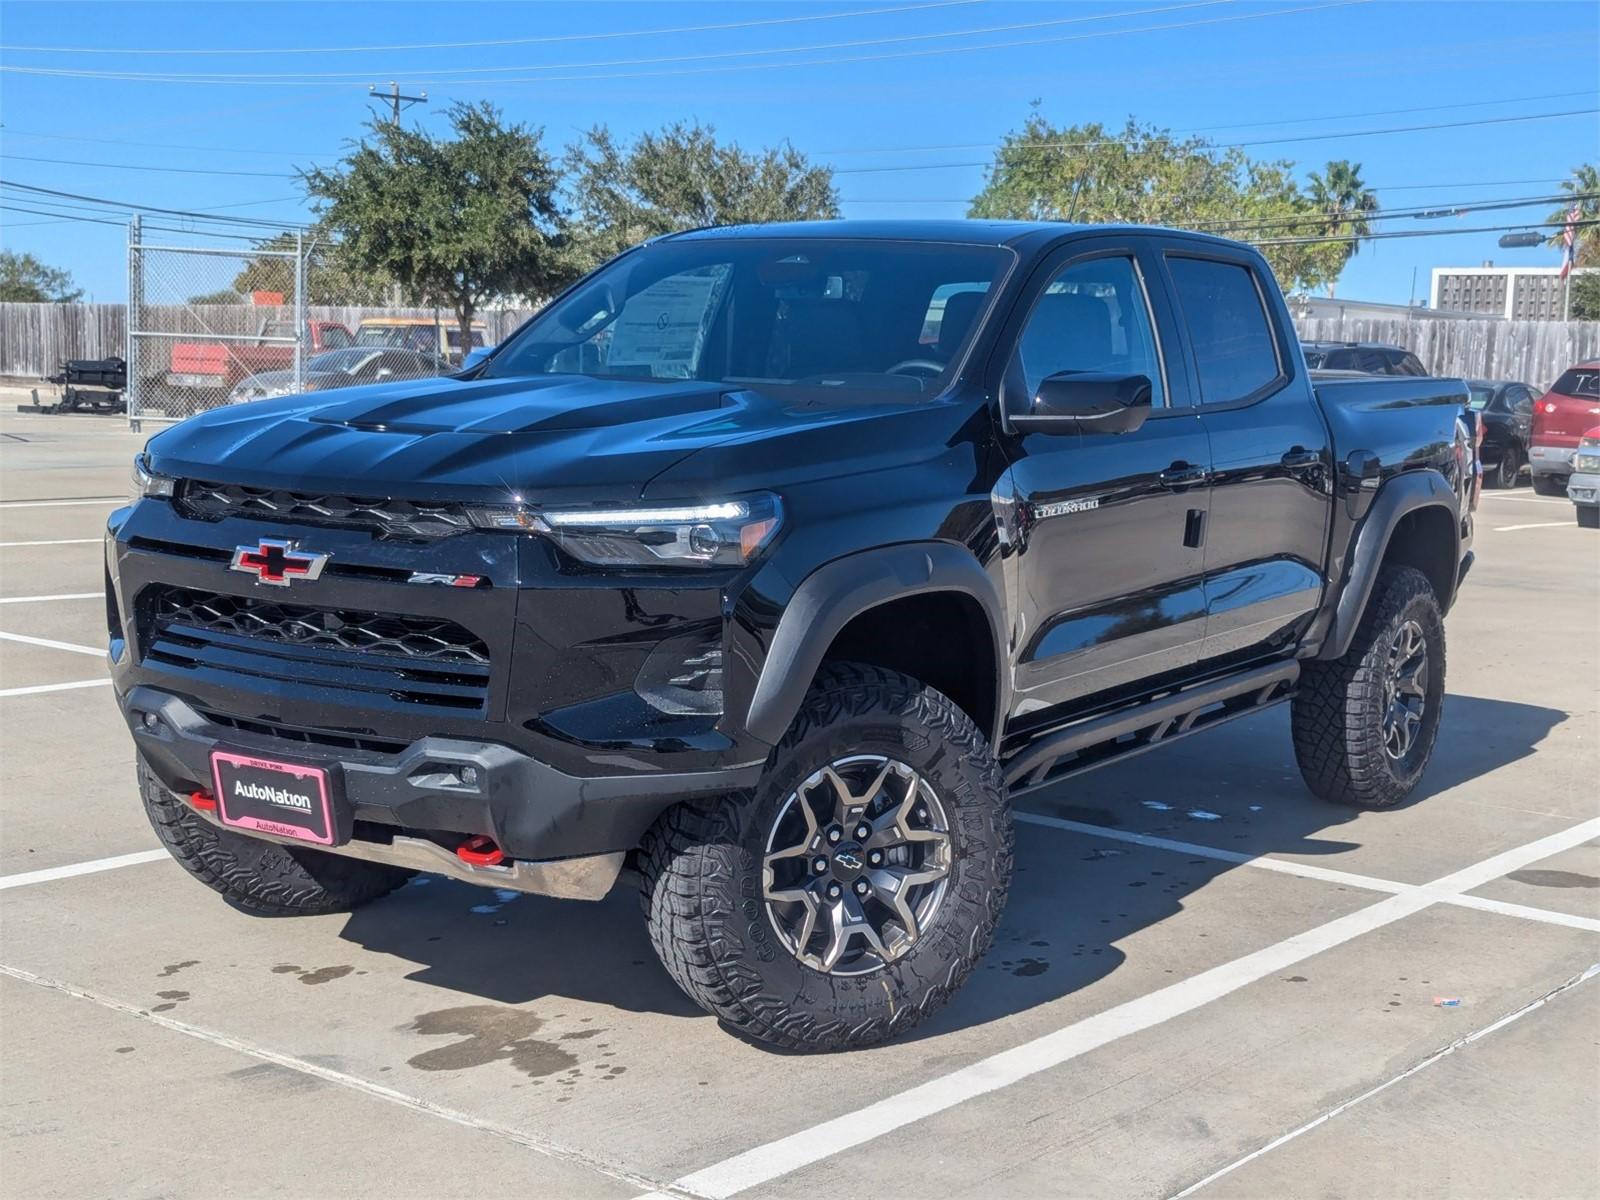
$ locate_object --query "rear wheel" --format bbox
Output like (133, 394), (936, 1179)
(1292, 566), (1446, 809)
(640, 663), (1012, 1052)
(139, 758), (412, 915)
(1486, 446), (1520, 489)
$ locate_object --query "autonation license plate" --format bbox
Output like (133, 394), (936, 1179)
(211, 751), (335, 845)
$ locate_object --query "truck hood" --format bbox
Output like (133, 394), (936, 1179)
(145, 372), (976, 507)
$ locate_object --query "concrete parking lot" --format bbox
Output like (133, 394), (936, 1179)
(2, 405), (1596, 1200)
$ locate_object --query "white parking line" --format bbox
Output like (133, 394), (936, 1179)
(0, 631), (105, 657)
(0, 497), (121, 509)
(0, 849), (168, 891)
(1016, 813), (1600, 933)
(0, 678), (110, 698)
(1477, 494), (1567, 505)
(0, 963), (672, 1196)
(1493, 521), (1572, 531)
(1171, 961), (1600, 1197)
(0, 592), (101, 605)
(649, 816), (1600, 1200)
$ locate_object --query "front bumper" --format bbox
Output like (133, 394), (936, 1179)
(1568, 471), (1600, 507)
(126, 686), (764, 870)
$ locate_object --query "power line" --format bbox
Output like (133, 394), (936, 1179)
(1, 203), (127, 228)
(0, 154), (299, 178)
(1, 181), (312, 228)
(0, 1), (1373, 87)
(821, 89), (1598, 154)
(1251, 218), (1598, 247)
(0, 1), (981, 55)
(0, 2), (1235, 81)
(830, 107), (1600, 173)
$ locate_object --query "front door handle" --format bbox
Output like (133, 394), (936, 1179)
(1159, 463), (1209, 490)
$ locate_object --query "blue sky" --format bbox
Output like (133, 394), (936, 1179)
(2, 0), (1596, 303)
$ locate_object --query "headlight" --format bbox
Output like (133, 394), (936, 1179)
(1575, 453), (1600, 473)
(131, 453), (175, 503)
(468, 494), (782, 569)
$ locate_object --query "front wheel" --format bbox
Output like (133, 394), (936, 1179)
(1292, 566), (1446, 809)
(640, 663), (1012, 1052)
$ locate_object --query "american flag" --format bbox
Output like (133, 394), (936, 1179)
(1559, 201), (1581, 280)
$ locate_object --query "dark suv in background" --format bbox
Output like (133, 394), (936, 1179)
(1302, 340), (1428, 376)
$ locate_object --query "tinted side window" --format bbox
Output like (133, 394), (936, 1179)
(1013, 255), (1165, 406)
(1391, 352), (1426, 377)
(1167, 257), (1283, 404)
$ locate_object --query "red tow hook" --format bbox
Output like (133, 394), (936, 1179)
(456, 835), (506, 867)
(188, 790), (218, 813)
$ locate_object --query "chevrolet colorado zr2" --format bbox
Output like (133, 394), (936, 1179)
(109, 222), (1476, 1052)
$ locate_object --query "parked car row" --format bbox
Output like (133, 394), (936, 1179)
(227, 347), (450, 404)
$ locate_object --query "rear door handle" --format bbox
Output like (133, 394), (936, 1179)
(1159, 463), (1209, 490)
(1281, 449), (1322, 471)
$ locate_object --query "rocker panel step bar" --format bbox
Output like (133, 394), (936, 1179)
(1003, 660), (1301, 795)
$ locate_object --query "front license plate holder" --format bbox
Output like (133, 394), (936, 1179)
(210, 751), (344, 846)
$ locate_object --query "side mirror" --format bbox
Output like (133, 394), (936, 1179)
(462, 346), (494, 371)
(1014, 371), (1153, 435)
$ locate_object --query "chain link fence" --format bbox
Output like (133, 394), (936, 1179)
(124, 219), (537, 429)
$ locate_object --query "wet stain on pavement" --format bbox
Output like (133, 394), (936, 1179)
(1506, 869), (1599, 889)
(151, 989), (190, 1012)
(1000, 957), (1050, 977)
(158, 960), (199, 978)
(559, 1028), (605, 1041)
(114, 1047), (135, 1054)
(1283, 975), (1309, 983)
(271, 964), (355, 985)
(406, 1006), (579, 1079)
(299, 966), (355, 985)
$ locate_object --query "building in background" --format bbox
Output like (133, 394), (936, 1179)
(1430, 265), (1597, 320)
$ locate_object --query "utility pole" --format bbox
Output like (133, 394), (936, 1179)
(369, 81), (427, 124)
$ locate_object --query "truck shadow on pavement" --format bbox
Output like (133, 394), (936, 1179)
(335, 692), (1565, 1043)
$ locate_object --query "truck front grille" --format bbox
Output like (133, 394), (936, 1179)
(177, 480), (473, 540)
(140, 587), (490, 713)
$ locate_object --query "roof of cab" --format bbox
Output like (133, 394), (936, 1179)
(662, 218), (1250, 251)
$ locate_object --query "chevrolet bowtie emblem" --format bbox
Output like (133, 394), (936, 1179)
(229, 538), (330, 587)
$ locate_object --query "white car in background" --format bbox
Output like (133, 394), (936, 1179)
(1568, 425), (1600, 529)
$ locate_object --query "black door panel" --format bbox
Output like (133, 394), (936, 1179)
(995, 238), (1211, 725)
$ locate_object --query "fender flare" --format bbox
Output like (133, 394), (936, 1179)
(742, 542), (1008, 746)
(1322, 469), (1459, 661)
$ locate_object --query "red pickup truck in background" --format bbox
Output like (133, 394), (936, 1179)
(165, 319), (353, 405)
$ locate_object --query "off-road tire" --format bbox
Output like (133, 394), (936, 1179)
(639, 662), (1012, 1052)
(139, 758), (412, 915)
(1292, 566), (1446, 809)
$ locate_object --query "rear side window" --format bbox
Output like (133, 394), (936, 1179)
(1389, 351), (1427, 377)
(1167, 257), (1283, 405)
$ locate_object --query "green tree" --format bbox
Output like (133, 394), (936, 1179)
(302, 101), (567, 349)
(0, 250), (83, 302)
(1545, 164), (1600, 269)
(564, 121), (839, 271)
(1569, 272), (1600, 320)
(187, 289), (243, 305)
(967, 111), (1354, 293)
(1306, 160), (1378, 296)
(229, 226), (393, 306)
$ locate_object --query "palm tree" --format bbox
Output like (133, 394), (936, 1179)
(1545, 164), (1600, 268)
(1308, 160), (1377, 297)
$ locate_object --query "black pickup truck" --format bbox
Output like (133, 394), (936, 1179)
(110, 221), (1475, 1051)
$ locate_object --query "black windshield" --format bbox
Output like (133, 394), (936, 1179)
(487, 238), (1013, 394)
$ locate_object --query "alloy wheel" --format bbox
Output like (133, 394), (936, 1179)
(1381, 618), (1429, 760)
(762, 754), (952, 975)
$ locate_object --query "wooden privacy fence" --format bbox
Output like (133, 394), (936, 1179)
(0, 303), (537, 380)
(4, 302), (1597, 389)
(1292, 317), (1600, 390)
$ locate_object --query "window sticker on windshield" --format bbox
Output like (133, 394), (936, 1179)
(606, 266), (730, 379)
